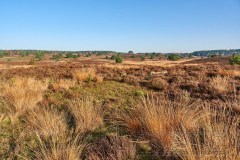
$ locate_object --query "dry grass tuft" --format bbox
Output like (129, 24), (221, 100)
(118, 94), (204, 154)
(24, 107), (69, 141)
(217, 68), (240, 77)
(68, 97), (104, 134)
(172, 106), (240, 160)
(84, 135), (136, 160)
(34, 134), (84, 160)
(0, 77), (48, 120)
(208, 76), (231, 94)
(52, 79), (76, 91)
(72, 68), (103, 83)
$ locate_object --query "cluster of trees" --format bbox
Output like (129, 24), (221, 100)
(0, 50), (10, 58)
(106, 54), (123, 63)
(192, 49), (240, 57)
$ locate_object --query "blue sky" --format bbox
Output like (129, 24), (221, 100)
(0, 0), (239, 53)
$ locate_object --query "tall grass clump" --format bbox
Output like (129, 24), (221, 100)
(67, 97), (104, 134)
(34, 134), (84, 160)
(0, 77), (48, 120)
(118, 93), (204, 156)
(72, 68), (103, 83)
(24, 107), (69, 141)
(208, 76), (230, 94)
(51, 79), (76, 91)
(171, 105), (240, 160)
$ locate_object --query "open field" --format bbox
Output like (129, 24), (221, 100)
(0, 54), (240, 159)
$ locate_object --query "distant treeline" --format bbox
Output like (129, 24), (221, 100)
(0, 49), (240, 58)
(192, 49), (240, 57)
(0, 50), (117, 56)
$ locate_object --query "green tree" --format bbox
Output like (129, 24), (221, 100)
(167, 54), (181, 61)
(66, 52), (74, 58)
(150, 54), (155, 59)
(115, 56), (123, 63)
(230, 55), (240, 65)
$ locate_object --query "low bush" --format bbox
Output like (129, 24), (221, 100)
(168, 54), (181, 61)
(230, 54), (240, 65)
(115, 56), (123, 63)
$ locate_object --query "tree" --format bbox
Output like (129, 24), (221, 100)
(115, 56), (123, 63)
(167, 54), (181, 61)
(150, 54), (155, 59)
(66, 52), (74, 58)
(230, 55), (240, 65)
(128, 51), (134, 54)
(111, 55), (117, 60)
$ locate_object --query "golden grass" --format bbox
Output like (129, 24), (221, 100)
(24, 107), (69, 141)
(68, 97), (103, 134)
(72, 68), (103, 83)
(208, 76), (231, 94)
(52, 79), (76, 90)
(34, 134), (84, 160)
(118, 94), (204, 153)
(118, 93), (240, 159)
(0, 77), (48, 121)
(172, 106), (240, 160)
(217, 68), (240, 77)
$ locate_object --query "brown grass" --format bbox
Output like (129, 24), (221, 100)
(84, 135), (136, 160)
(24, 107), (69, 141)
(208, 76), (231, 94)
(51, 79), (76, 90)
(118, 94), (204, 154)
(34, 134), (84, 160)
(0, 77), (48, 121)
(68, 97), (104, 134)
(172, 106), (240, 160)
(217, 68), (240, 77)
(72, 68), (103, 83)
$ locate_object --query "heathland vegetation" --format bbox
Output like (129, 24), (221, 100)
(0, 50), (239, 159)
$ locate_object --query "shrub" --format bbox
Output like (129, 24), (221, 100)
(28, 58), (35, 65)
(110, 55), (117, 60)
(150, 54), (155, 59)
(141, 55), (146, 61)
(52, 53), (63, 61)
(115, 56), (123, 63)
(35, 52), (45, 61)
(167, 54), (180, 61)
(230, 55), (240, 65)
(66, 52), (74, 58)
